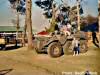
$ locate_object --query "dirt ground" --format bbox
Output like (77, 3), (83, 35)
(0, 45), (100, 75)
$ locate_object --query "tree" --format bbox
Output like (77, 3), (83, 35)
(8, 0), (26, 46)
(48, 4), (56, 32)
(22, 17), (27, 46)
(76, 0), (80, 31)
(35, 0), (54, 32)
(26, 0), (33, 49)
(35, 0), (84, 32)
(8, 0), (33, 49)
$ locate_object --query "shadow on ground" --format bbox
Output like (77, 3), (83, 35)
(0, 45), (21, 51)
(0, 69), (13, 75)
(6, 46), (21, 51)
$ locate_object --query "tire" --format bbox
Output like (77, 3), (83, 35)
(1, 44), (6, 50)
(35, 48), (45, 53)
(47, 42), (63, 57)
(63, 41), (73, 55)
(35, 48), (42, 53)
(35, 41), (46, 53)
(80, 40), (88, 53)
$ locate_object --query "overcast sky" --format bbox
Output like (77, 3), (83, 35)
(0, 0), (98, 32)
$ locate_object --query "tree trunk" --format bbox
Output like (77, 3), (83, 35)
(48, 4), (56, 32)
(26, 0), (33, 49)
(77, 0), (80, 31)
(98, 15), (100, 48)
(98, 0), (100, 48)
(22, 18), (27, 46)
(15, 0), (20, 47)
(15, 11), (20, 47)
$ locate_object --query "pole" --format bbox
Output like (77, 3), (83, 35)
(98, 0), (100, 48)
(16, 12), (19, 40)
(77, 0), (80, 31)
(16, 0), (20, 46)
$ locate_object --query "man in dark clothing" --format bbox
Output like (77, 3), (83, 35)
(92, 32), (99, 48)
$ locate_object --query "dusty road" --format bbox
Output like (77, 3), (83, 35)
(0, 46), (100, 75)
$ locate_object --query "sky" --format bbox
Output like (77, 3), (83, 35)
(0, 0), (98, 32)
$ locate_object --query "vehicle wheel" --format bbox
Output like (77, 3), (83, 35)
(1, 44), (6, 50)
(35, 48), (45, 53)
(47, 42), (63, 57)
(80, 40), (88, 53)
(63, 41), (73, 55)
(36, 49), (41, 53)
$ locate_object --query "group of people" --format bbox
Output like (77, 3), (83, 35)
(43, 5), (81, 56)
(54, 13), (73, 36)
(59, 22), (72, 36)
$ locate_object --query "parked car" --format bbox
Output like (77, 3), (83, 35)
(0, 33), (22, 50)
(0, 37), (6, 50)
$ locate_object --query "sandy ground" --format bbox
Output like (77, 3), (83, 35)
(0, 45), (100, 75)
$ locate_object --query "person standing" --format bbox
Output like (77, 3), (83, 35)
(92, 31), (99, 48)
(72, 38), (80, 56)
